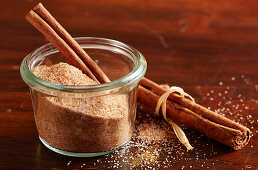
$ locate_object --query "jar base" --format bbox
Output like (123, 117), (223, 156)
(39, 137), (130, 157)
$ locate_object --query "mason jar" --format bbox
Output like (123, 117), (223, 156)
(20, 37), (147, 157)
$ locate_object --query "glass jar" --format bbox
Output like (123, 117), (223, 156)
(20, 37), (147, 157)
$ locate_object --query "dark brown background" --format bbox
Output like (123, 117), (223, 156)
(0, 0), (257, 169)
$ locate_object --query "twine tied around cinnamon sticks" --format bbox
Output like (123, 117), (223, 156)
(155, 85), (194, 151)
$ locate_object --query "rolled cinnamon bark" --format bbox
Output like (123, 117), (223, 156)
(32, 3), (110, 83)
(138, 84), (251, 150)
(140, 77), (250, 132)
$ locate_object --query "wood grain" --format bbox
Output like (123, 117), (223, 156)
(0, 0), (257, 169)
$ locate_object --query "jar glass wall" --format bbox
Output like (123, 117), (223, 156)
(20, 37), (147, 157)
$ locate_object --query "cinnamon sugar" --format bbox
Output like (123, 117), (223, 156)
(32, 62), (133, 152)
(137, 121), (174, 143)
(33, 62), (97, 86)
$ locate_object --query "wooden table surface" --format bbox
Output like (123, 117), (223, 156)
(0, 0), (257, 169)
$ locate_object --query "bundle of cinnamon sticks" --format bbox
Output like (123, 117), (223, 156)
(26, 3), (250, 150)
(138, 78), (250, 150)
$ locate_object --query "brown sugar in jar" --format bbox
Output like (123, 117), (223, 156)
(20, 37), (147, 157)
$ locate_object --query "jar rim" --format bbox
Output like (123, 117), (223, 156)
(20, 37), (147, 93)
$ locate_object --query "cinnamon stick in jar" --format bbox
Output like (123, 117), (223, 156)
(26, 3), (110, 83)
(26, 3), (251, 150)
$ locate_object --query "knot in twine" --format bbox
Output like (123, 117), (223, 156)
(155, 85), (194, 151)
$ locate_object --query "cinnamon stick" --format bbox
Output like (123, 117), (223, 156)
(138, 85), (250, 150)
(26, 3), (251, 150)
(140, 77), (250, 134)
(26, 3), (110, 83)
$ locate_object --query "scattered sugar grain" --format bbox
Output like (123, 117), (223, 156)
(67, 161), (71, 166)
